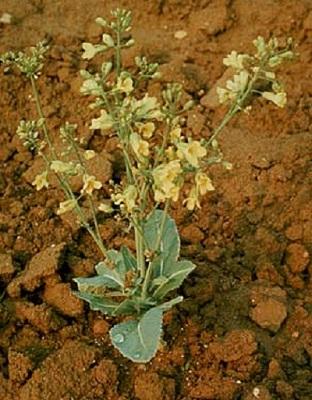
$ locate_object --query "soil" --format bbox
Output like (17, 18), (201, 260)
(0, 1), (311, 399)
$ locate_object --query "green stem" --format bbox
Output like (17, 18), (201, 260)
(153, 116), (173, 169)
(207, 103), (239, 147)
(207, 64), (264, 146)
(141, 200), (170, 299)
(30, 76), (54, 151)
(134, 215), (145, 279)
(30, 76), (106, 259)
(66, 129), (107, 256)
(153, 200), (170, 253)
(115, 25), (121, 76)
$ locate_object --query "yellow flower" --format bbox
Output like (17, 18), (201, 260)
(57, 199), (77, 215)
(90, 110), (113, 131)
(177, 140), (207, 167)
(50, 161), (73, 174)
(111, 185), (137, 213)
(137, 122), (155, 139)
(98, 202), (113, 213)
(253, 36), (266, 58)
(184, 187), (200, 211)
(169, 127), (182, 141)
(226, 70), (249, 93)
(32, 171), (49, 191)
(116, 76), (133, 94)
(102, 34), (114, 48)
(81, 43), (104, 60)
(152, 160), (182, 202)
(132, 95), (162, 120)
(154, 186), (180, 203)
(123, 185), (137, 212)
(130, 132), (149, 161)
(165, 146), (176, 160)
(153, 160), (181, 188)
(112, 192), (123, 206)
(223, 51), (248, 70)
(167, 185), (180, 202)
(195, 172), (215, 196)
(262, 91), (287, 108)
(81, 43), (97, 59)
(154, 189), (166, 203)
(80, 79), (101, 96)
(83, 150), (96, 160)
(81, 174), (102, 195)
(217, 87), (232, 104)
(264, 71), (276, 79)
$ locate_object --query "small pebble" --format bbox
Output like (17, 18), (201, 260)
(253, 387), (260, 398)
(174, 30), (187, 39)
(0, 13), (12, 24)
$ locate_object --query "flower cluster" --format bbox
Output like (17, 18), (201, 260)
(16, 120), (41, 151)
(152, 160), (182, 203)
(29, 121), (104, 217)
(0, 41), (49, 78)
(81, 10), (133, 61)
(217, 36), (294, 109)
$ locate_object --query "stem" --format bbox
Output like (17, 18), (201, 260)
(66, 129), (107, 256)
(88, 198), (106, 253)
(30, 76), (106, 258)
(207, 103), (239, 147)
(134, 216), (145, 279)
(141, 200), (170, 299)
(30, 76), (54, 151)
(153, 200), (170, 253)
(207, 64), (264, 146)
(153, 115), (174, 169)
(115, 24), (121, 76)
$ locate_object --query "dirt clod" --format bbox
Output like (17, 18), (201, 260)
(286, 243), (310, 274)
(0, 253), (14, 281)
(249, 285), (287, 332)
(7, 243), (66, 298)
(43, 282), (84, 317)
(134, 371), (175, 400)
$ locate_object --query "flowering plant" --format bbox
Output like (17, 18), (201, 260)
(0, 9), (294, 362)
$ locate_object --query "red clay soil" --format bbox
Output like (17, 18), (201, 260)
(0, 1), (311, 399)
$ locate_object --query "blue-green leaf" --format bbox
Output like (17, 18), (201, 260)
(112, 298), (138, 316)
(152, 260), (195, 299)
(143, 209), (180, 270)
(120, 246), (137, 273)
(110, 307), (163, 363)
(74, 291), (119, 315)
(104, 248), (137, 278)
(158, 296), (183, 311)
(74, 272), (123, 290)
(89, 262), (124, 289)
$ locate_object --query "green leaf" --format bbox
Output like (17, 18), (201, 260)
(120, 246), (137, 273)
(88, 262), (124, 289)
(158, 296), (183, 311)
(112, 299), (139, 316)
(74, 271), (124, 290)
(110, 307), (163, 363)
(104, 248), (137, 278)
(74, 292), (119, 315)
(143, 209), (180, 270)
(152, 260), (195, 300)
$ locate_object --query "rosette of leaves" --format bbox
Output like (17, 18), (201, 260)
(74, 209), (195, 363)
